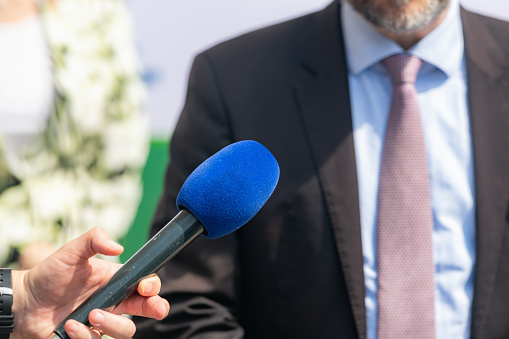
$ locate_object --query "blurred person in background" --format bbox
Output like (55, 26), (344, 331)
(0, 0), (149, 268)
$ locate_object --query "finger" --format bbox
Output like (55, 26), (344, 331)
(137, 274), (162, 296)
(65, 319), (102, 339)
(115, 293), (170, 320)
(89, 309), (136, 339)
(60, 227), (124, 260)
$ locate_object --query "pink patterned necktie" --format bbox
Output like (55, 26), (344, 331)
(376, 54), (436, 339)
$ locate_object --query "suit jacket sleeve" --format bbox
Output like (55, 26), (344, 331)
(133, 52), (244, 338)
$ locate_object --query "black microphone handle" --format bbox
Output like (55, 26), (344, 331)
(51, 209), (204, 339)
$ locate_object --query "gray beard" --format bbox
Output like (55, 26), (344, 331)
(347, 0), (450, 33)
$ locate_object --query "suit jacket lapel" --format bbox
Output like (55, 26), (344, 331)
(294, 2), (366, 338)
(461, 9), (509, 339)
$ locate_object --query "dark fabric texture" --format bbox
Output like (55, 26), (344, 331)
(133, 2), (509, 338)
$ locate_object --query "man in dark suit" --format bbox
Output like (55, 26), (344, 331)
(134, 0), (509, 338)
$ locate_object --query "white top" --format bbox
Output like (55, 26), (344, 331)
(0, 14), (53, 152)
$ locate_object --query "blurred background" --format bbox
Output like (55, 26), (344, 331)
(120, 0), (509, 261)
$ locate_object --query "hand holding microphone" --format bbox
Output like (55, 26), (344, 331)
(50, 140), (280, 339)
(11, 227), (169, 339)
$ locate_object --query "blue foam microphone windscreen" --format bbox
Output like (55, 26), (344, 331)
(177, 140), (280, 239)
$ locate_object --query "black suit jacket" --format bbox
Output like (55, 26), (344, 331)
(134, 2), (509, 338)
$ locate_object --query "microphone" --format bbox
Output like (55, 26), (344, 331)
(50, 140), (280, 339)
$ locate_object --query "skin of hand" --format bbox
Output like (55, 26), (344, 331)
(11, 227), (170, 339)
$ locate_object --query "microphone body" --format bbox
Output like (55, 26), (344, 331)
(52, 210), (203, 339)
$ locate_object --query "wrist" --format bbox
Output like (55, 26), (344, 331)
(10, 271), (26, 339)
(0, 269), (15, 339)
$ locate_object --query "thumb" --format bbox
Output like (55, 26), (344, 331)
(60, 227), (124, 260)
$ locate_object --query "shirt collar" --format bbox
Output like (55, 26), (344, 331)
(341, 0), (463, 77)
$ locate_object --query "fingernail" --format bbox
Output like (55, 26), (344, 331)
(92, 311), (105, 326)
(106, 240), (123, 251)
(69, 322), (78, 333)
(142, 282), (153, 295)
(158, 301), (170, 318)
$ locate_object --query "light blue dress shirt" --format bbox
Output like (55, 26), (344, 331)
(341, 1), (476, 338)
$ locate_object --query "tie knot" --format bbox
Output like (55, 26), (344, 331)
(382, 54), (422, 84)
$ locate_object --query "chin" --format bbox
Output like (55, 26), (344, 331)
(347, 0), (450, 33)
